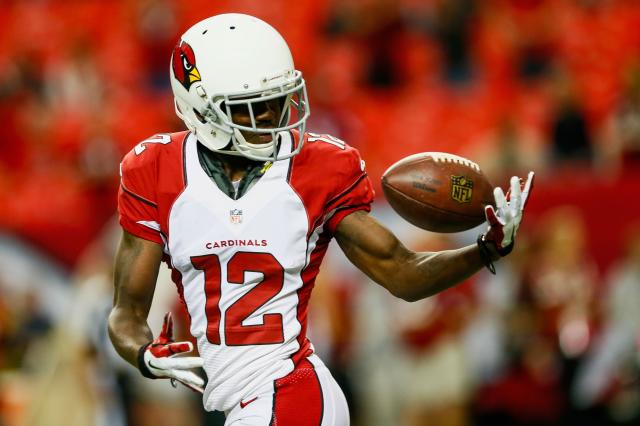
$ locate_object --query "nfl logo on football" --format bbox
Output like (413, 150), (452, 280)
(230, 209), (243, 224)
(450, 175), (473, 203)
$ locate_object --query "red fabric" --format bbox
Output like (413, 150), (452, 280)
(272, 358), (323, 425)
(288, 130), (375, 237)
(148, 312), (192, 357)
(292, 230), (331, 365)
(169, 263), (191, 324)
(117, 131), (188, 244)
(287, 131), (375, 364)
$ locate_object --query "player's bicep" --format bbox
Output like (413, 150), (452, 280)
(113, 230), (163, 317)
(334, 210), (411, 289)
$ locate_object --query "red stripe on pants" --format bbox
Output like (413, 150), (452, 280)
(270, 359), (323, 425)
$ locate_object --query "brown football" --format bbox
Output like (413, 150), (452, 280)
(381, 152), (494, 233)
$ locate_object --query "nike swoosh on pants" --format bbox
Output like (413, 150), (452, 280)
(240, 396), (258, 409)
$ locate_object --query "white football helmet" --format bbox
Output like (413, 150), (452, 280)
(170, 14), (310, 161)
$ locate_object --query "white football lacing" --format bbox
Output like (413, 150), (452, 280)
(426, 152), (480, 172)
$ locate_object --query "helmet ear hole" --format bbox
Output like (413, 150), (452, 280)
(193, 109), (207, 124)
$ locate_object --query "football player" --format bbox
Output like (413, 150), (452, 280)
(108, 13), (534, 425)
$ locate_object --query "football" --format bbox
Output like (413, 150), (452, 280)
(381, 152), (494, 233)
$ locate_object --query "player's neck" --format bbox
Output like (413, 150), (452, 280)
(215, 152), (262, 181)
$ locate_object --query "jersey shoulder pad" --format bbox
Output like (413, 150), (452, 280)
(120, 132), (187, 201)
(290, 132), (374, 234)
(299, 132), (367, 180)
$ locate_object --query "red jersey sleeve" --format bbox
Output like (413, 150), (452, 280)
(117, 138), (163, 245)
(324, 144), (375, 234)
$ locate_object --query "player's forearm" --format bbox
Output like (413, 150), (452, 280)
(108, 306), (153, 367)
(110, 231), (162, 366)
(335, 211), (497, 302)
(388, 244), (488, 301)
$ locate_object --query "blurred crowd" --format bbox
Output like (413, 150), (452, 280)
(1, 0), (640, 425)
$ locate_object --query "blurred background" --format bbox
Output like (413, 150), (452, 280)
(1, 0), (640, 425)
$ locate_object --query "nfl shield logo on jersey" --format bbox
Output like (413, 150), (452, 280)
(230, 209), (243, 224)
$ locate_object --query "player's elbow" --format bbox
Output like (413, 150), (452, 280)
(384, 272), (443, 302)
(393, 286), (439, 302)
(106, 307), (121, 344)
(106, 305), (133, 345)
(385, 281), (423, 302)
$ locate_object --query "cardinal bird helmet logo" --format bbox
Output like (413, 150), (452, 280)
(172, 41), (201, 91)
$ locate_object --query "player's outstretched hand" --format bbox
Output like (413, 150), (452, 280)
(481, 171), (535, 257)
(138, 312), (205, 393)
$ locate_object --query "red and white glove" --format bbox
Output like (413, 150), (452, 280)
(137, 312), (205, 393)
(478, 172), (535, 271)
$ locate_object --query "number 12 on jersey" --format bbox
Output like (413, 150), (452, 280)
(191, 252), (285, 346)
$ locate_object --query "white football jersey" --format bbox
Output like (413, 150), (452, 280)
(118, 130), (374, 411)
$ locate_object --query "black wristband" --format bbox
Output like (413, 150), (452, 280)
(496, 240), (514, 257)
(477, 234), (496, 275)
(137, 343), (157, 379)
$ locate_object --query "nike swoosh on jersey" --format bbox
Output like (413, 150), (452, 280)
(240, 396), (258, 409)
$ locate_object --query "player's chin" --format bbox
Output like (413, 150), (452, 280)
(242, 132), (274, 145)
